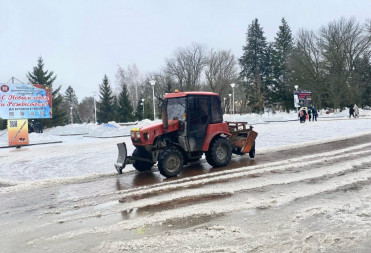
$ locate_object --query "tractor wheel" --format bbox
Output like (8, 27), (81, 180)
(206, 137), (232, 167)
(249, 142), (256, 158)
(132, 148), (154, 172)
(232, 133), (247, 155)
(158, 147), (184, 177)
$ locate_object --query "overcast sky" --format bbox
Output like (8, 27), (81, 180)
(0, 0), (370, 100)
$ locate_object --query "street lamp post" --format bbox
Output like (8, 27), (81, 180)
(70, 106), (73, 124)
(230, 83), (236, 115)
(141, 98), (145, 115)
(228, 94), (232, 114)
(294, 85), (299, 114)
(223, 97), (226, 114)
(93, 92), (97, 124)
(149, 80), (156, 120)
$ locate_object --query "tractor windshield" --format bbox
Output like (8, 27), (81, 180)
(167, 97), (186, 121)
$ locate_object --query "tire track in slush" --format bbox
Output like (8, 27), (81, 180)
(29, 153), (371, 244)
(39, 146), (371, 229)
(50, 142), (371, 215)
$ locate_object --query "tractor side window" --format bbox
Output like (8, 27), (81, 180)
(167, 98), (186, 120)
(189, 97), (208, 131)
(210, 96), (223, 123)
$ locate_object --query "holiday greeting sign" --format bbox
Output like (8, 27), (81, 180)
(0, 83), (52, 119)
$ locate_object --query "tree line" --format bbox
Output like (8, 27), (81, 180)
(1, 17), (370, 129)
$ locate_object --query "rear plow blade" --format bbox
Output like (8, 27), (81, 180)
(115, 142), (127, 174)
(241, 130), (258, 154)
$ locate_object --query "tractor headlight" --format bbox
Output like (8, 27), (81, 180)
(131, 128), (141, 139)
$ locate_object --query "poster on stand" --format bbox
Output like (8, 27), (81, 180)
(294, 90), (312, 107)
(0, 83), (52, 119)
(7, 119), (29, 146)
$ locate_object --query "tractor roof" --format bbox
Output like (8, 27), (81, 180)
(164, 91), (219, 98)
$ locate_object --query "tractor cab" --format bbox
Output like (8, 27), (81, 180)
(115, 91), (257, 178)
(162, 91), (225, 152)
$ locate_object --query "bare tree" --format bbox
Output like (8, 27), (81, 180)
(115, 64), (143, 110)
(204, 49), (239, 99)
(165, 43), (207, 91)
(319, 18), (371, 108)
(78, 96), (95, 123)
(291, 29), (326, 108)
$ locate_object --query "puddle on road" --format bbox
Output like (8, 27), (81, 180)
(119, 193), (232, 221)
(115, 156), (258, 192)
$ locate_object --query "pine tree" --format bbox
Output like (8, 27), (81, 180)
(165, 82), (173, 93)
(145, 102), (153, 120)
(64, 86), (79, 106)
(112, 96), (119, 122)
(271, 18), (295, 111)
(0, 119), (6, 130)
(27, 57), (67, 127)
(135, 99), (144, 121)
(117, 84), (134, 122)
(239, 18), (270, 113)
(353, 55), (371, 107)
(64, 86), (81, 123)
(96, 75), (114, 123)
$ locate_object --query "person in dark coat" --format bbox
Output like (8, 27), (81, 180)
(308, 107), (313, 121)
(349, 106), (355, 118)
(28, 120), (35, 133)
(35, 121), (43, 133)
(312, 107), (318, 121)
(299, 107), (307, 123)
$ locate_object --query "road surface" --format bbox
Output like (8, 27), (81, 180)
(1, 133), (371, 252)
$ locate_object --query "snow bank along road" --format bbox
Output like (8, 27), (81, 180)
(1, 133), (371, 252)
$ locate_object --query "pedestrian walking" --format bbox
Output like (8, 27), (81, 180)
(308, 107), (312, 121)
(299, 107), (307, 123)
(353, 104), (359, 118)
(349, 106), (355, 118)
(312, 107), (318, 121)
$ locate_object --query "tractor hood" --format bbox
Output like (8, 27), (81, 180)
(140, 119), (179, 132)
(131, 120), (179, 146)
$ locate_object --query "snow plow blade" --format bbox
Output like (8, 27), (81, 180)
(115, 142), (127, 174)
(241, 130), (258, 153)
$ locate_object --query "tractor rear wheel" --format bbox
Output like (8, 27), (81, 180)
(132, 148), (154, 172)
(158, 147), (184, 177)
(232, 133), (247, 155)
(206, 137), (232, 167)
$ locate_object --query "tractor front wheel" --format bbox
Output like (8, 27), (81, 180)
(206, 137), (232, 167)
(158, 147), (184, 177)
(132, 148), (154, 172)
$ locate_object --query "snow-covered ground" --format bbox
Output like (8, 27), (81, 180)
(1, 109), (371, 184)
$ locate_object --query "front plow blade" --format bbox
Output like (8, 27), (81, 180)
(115, 142), (127, 174)
(241, 130), (258, 154)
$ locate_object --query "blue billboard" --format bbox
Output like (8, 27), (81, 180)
(0, 83), (52, 119)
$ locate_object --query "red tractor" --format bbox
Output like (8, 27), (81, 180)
(115, 91), (257, 177)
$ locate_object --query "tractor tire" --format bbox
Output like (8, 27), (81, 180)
(232, 133), (247, 155)
(158, 147), (184, 178)
(132, 148), (154, 172)
(249, 142), (256, 158)
(206, 137), (232, 167)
